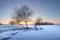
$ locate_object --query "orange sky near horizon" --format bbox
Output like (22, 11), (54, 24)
(0, 18), (60, 24)
(1, 20), (60, 24)
(1, 21), (35, 24)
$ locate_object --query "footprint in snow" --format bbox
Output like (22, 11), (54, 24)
(1, 37), (11, 40)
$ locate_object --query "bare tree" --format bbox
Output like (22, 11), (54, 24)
(35, 17), (43, 28)
(11, 5), (33, 29)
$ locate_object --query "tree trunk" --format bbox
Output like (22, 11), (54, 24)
(25, 19), (28, 29)
(35, 24), (37, 29)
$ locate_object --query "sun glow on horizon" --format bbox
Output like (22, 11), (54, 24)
(20, 21), (34, 24)
(0, 20), (60, 24)
(0, 21), (34, 24)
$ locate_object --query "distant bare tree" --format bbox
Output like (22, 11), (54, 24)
(35, 17), (43, 28)
(9, 21), (16, 26)
(0, 22), (2, 26)
(0, 22), (1, 25)
(11, 5), (33, 29)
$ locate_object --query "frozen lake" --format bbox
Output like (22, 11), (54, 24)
(0, 25), (60, 40)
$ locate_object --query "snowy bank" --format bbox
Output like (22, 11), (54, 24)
(0, 25), (60, 40)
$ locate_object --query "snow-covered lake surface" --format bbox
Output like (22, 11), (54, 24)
(0, 24), (60, 40)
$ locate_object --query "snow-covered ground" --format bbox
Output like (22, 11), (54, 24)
(0, 25), (24, 33)
(0, 25), (60, 40)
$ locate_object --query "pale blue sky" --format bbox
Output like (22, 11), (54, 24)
(0, 0), (60, 24)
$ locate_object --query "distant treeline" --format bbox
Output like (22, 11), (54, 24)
(35, 22), (54, 25)
(0, 21), (54, 25)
